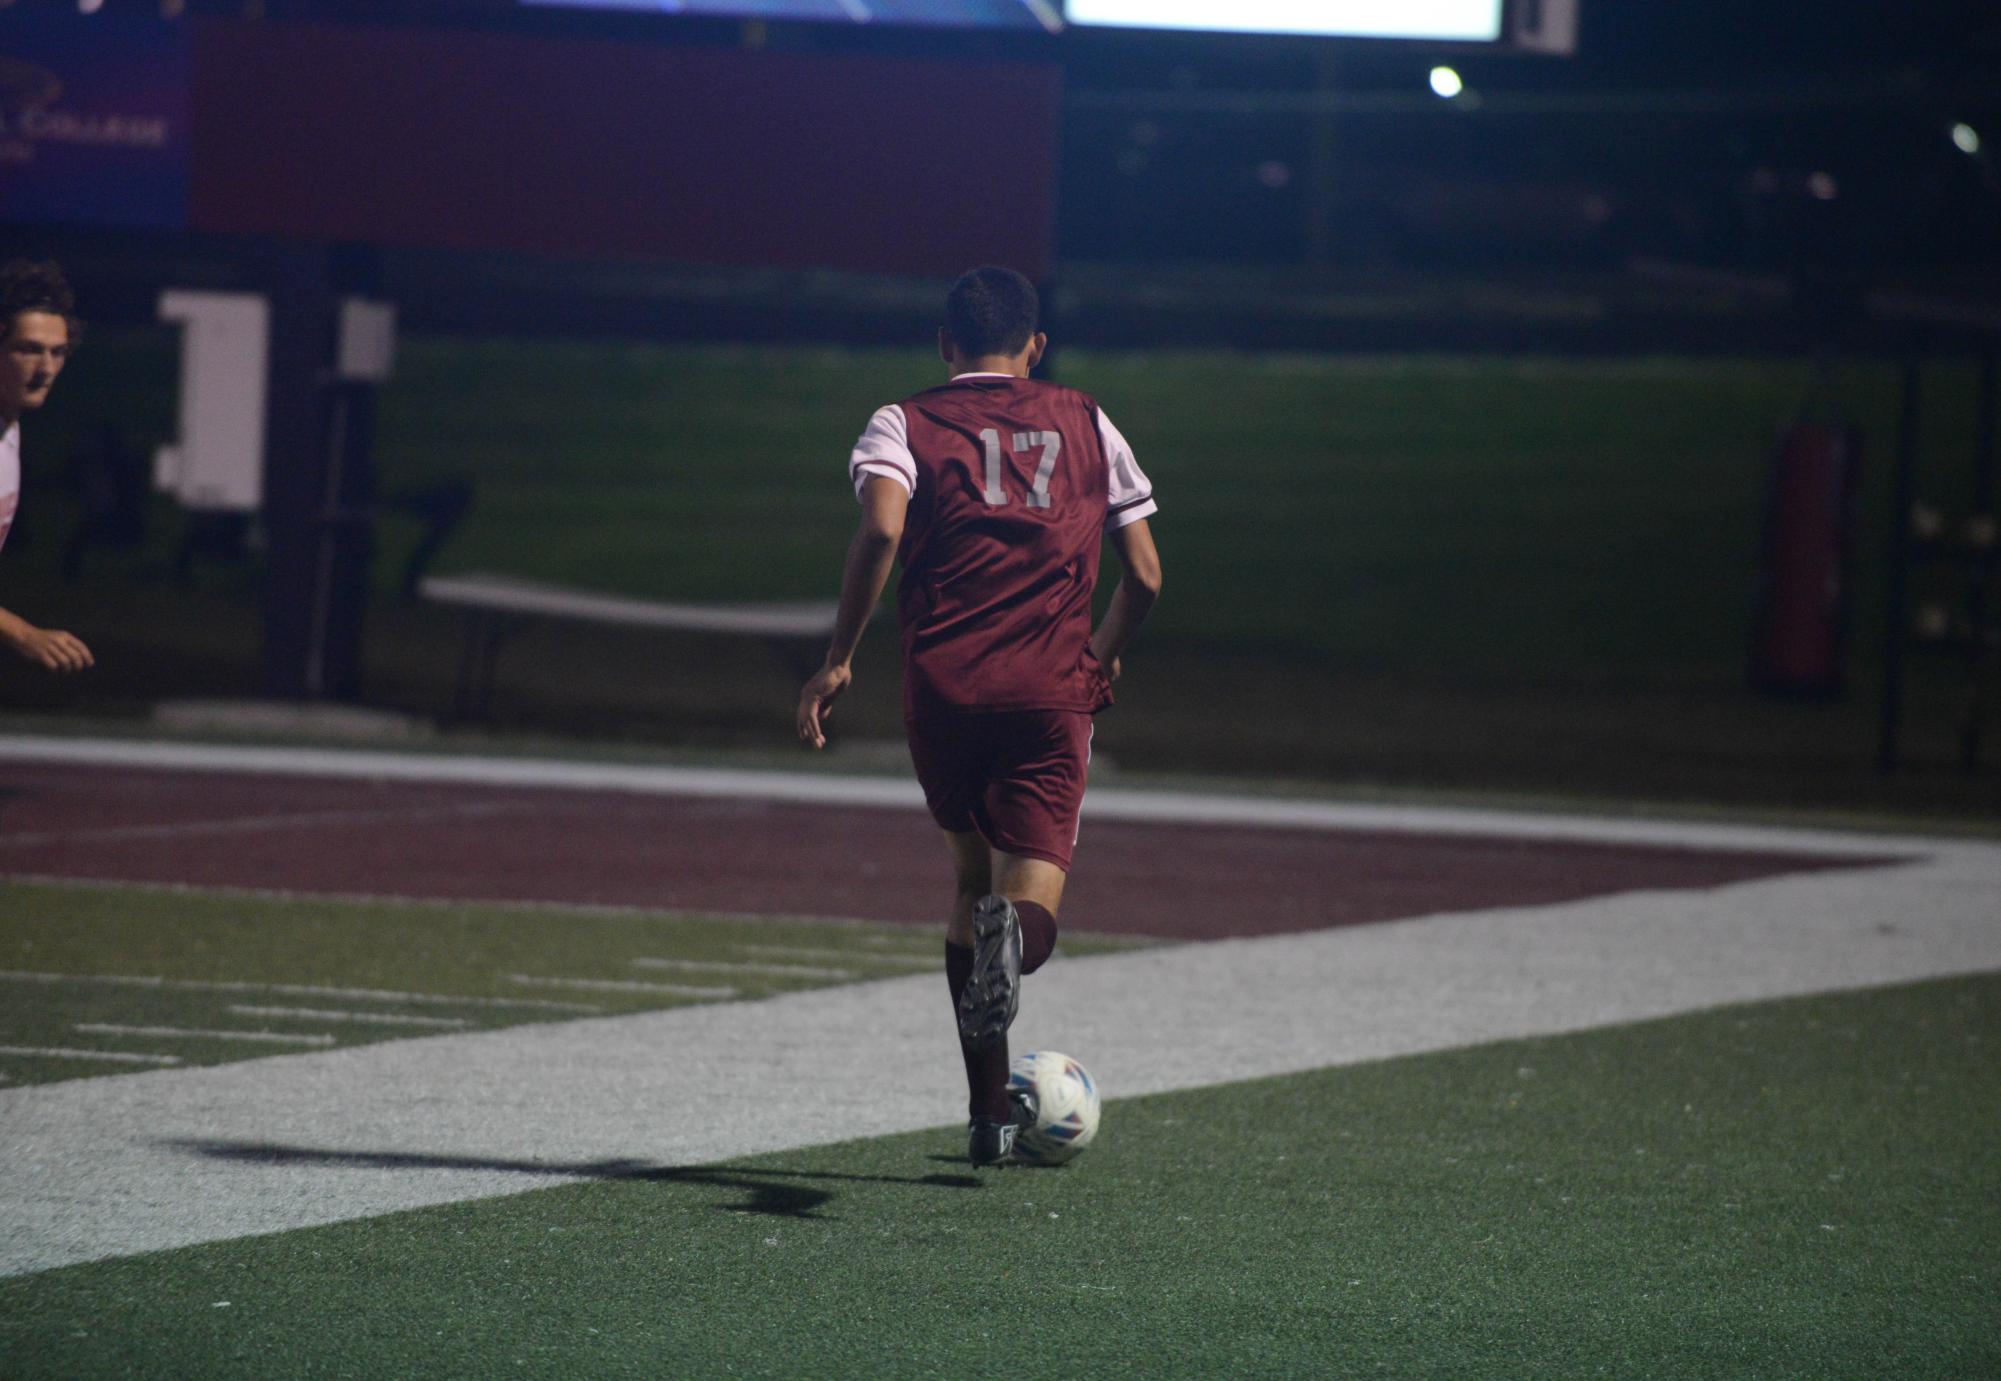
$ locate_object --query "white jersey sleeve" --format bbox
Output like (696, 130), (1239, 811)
(0, 424), (20, 556)
(849, 404), (916, 499)
(1098, 408), (1157, 530)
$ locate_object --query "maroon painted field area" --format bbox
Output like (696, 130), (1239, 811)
(0, 763), (1892, 939)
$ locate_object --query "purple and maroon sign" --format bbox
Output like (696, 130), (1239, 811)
(0, 14), (190, 231)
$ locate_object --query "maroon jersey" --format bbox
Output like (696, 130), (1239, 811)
(848, 373), (1157, 718)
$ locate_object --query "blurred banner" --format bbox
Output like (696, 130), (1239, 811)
(188, 19), (1060, 277)
(0, 15), (191, 232)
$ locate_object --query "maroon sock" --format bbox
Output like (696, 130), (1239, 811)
(946, 940), (1011, 1120)
(1016, 900), (1058, 974)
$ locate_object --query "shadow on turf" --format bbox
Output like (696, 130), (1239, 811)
(170, 1139), (983, 1220)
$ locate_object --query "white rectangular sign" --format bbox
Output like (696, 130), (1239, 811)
(1063, 0), (1506, 39)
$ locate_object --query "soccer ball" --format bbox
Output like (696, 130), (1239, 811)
(1008, 1050), (1101, 1165)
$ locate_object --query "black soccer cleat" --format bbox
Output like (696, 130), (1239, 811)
(957, 895), (1023, 1049)
(967, 1116), (1019, 1168)
(967, 1087), (1040, 1167)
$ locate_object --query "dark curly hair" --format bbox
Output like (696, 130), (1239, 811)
(945, 266), (1038, 359)
(1, 259), (79, 341)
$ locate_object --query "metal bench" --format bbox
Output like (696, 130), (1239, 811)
(418, 571), (840, 724)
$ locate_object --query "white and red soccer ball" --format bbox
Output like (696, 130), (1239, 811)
(1008, 1049), (1101, 1165)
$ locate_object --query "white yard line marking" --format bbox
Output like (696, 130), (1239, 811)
(0, 732), (1950, 854)
(75, 1024), (336, 1048)
(0, 1045), (181, 1067)
(227, 1006), (472, 1030)
(0, 799), (547, 850)
(0, 874), (891, 932)
(631, 957), (855, 979)
(506, 975), (737, 999)
(730, 943), (935, 968)
(2, 833), (1997, 1279)
(0, 971), (600, 1014)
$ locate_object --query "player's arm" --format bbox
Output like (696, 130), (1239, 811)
(1090, 517), (1161, 683)
(0, 603), (92, 673)
(797, 475), (907, 749)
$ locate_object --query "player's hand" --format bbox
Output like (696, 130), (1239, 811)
(797, 661), (852, 750)
(1101, 655), (1121, 684)
(9, 625), (93, 674)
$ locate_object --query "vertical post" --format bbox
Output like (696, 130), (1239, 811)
(259, 244), (338, 701)
(1975, 350), (1998, 514)
(305, 247), (386, 702)
(1961, 350), (1997, 770)
(1877, 356), (1921, 774)
(259, 243), (382, 703)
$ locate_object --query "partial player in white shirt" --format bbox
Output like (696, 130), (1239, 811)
(0, 260), (93, 674)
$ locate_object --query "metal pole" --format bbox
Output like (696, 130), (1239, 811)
(1877, 356), (1921, 774)
(1961, 351), (1997, 771)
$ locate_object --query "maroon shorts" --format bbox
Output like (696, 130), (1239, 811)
(905, 708), (1094, 871)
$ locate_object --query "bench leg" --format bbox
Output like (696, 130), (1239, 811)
(472, 614), (509, 726)
(449, 613), (481, 725)
(450, 611), (508, 727)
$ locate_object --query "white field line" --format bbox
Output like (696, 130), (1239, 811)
(0, 732), (1955, 856)
(227, 1007), (472, 1030)
(506, 974), (737, 999)
(0, 971), (600, 1014)
(0, 1045), (181, 1067)
(75, 1024), (335, 1049)
(729, 943), (936, 968)
(631, 957), (855, 979)
(3, 838), (1998, 1280)
(0, 874), (895, 933)
(0, 799), (549, 850)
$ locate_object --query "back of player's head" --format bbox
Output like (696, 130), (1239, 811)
(945, 266), (1039, 358)
(0, 260), (77, 338)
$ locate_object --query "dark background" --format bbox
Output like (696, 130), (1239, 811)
(2, 0), (1997, 817)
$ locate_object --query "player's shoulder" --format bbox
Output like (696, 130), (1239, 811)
(903, 376), (1100, 413)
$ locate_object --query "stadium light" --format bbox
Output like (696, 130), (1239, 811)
(1952, 123), (1982, 156)
(1429, 66), (1464, 100)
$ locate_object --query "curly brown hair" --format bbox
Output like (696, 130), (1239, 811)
(1, 259), (79, 341)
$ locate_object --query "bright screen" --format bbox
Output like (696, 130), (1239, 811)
(520, 0), (1506, 38)
(1064, 0), (1503, 38)
(520, 0), (1059, 29)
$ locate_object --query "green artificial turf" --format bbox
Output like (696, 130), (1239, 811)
(4, 974), (1995, 1378)
(0, 879), (1144, 1087)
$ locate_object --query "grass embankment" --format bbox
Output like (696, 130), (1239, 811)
(4, 335), (1993, 819)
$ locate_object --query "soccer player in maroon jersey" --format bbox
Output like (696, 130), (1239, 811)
(797, 266), (1161, 1166)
